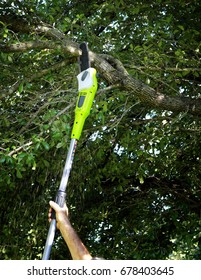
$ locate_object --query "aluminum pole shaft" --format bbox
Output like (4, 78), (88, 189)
(42, 138), (77, 260)
(58, 138), (77, 192)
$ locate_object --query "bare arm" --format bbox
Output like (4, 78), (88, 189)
(49, 201), (92, 260)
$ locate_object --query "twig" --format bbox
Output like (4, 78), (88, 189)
(8, 141), (33, 156)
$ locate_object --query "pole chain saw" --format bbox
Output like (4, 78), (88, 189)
(42, 42), (98, 260)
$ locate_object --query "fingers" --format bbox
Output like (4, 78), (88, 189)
(48, 201), (58, 222)
(49, 200), (68, 213)
(49, 200), (60, 211)
(48, 200), (69, 223)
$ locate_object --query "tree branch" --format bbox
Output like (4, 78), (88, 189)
(0, 41), (67, 53)
(8, 141), (33, 156)
(1, 14), (201, 116)
(91, 52), (201, 116)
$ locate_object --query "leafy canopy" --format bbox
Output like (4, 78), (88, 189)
(0, 0), (201, 260)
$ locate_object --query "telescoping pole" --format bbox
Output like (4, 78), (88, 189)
(42, 138), (77, 260)
(42, 43), (98, 260)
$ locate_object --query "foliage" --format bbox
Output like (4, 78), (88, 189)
(0, 0), (201, 260)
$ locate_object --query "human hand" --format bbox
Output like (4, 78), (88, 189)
(48, 200), (69, 230)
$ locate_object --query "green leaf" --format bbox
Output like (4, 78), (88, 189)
(117, 185), (123, 192)
(8, 55), (13, 63)
(139, 176), (144, 184)
(178, 25), (184, 31)
(56, 142), (64, 149)
(42, 159), (50, 167)
(0, 156), (6, 163)
(32, 161), (37, 170)
(42, 141), (50, 150)
(18, 83), (24, 93)
(16, 169), (23, 178)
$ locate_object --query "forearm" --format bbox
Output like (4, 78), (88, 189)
(59, 218), (92, 260)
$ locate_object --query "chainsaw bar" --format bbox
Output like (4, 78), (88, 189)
(79, 42), (90, 71)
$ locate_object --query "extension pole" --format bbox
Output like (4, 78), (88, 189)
(42, 42), (98, 260)
(42, 138), (77, 260)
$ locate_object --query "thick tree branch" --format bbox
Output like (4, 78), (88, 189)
(123, 74), (201, 115)
(91, 52), (201, 116)
(1, 14), (201, 116)
(0, 41), (69, 53)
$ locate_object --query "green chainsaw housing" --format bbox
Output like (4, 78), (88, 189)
(71, 67), (98, 140)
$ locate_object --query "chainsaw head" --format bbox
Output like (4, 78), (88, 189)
(79, 42), (90, 72)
